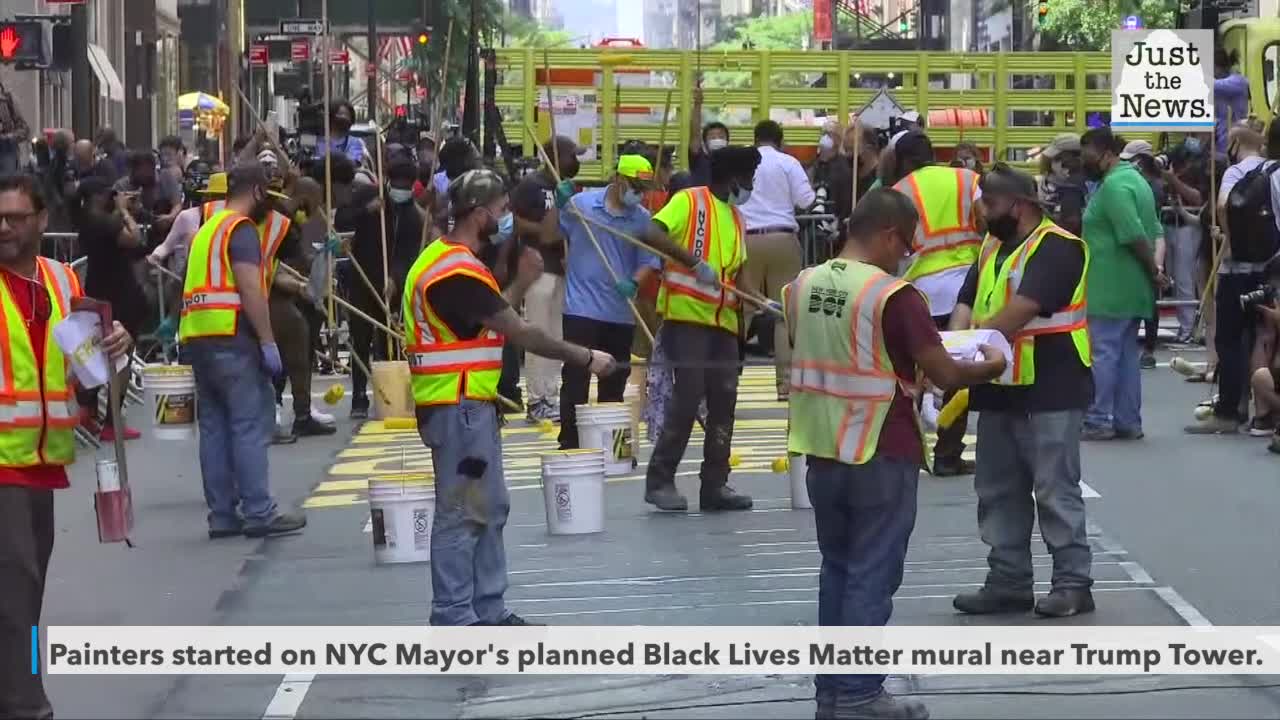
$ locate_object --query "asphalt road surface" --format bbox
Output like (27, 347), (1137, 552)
(37, 346), (1280, 719)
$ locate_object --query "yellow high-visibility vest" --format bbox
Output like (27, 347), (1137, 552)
(179, 209), (254, 341)
(202, 200), (291, 290)
(784, 259), (922, 465)
(893, 165), (983, 283)
(657, 187), (746, 336)
(971, 216), (1091, 385)
(0, 258), (82, 467)
(402, 239), (505, 406)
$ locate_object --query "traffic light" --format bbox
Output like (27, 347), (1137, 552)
(416, 28), (430, 47)
(0, 21), (46, 66)
(1037, 0), (1050, 24)
(898, 17), (909, 33)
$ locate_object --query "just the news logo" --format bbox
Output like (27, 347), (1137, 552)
(1110, 29), (1215, 132)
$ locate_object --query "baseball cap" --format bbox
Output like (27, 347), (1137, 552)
(979, 163), (1044, 206)
(1119, 139), (1155, 160)
(202, 172), (228, 195)
(449, 168), (507, 215)
(1034, 133), (1082, 160)
(226, 163), (289, 200)
(616, 154), (654, 182)
(257, 149), (279, 167)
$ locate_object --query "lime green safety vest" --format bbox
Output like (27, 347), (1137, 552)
(971, 216), (1091, 385)
(893, 165), (983, 283)
(0, 258), (81, 467)
(402, 239), (505, 406)
(202, 200), (292, 291)
(179, 209), (254, 341)
(657, 187), (746, 336)
(783, 259), (922, 465)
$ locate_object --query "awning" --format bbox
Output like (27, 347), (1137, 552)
(87, 43), (124, 103)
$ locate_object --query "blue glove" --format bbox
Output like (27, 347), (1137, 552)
(766, 299), (783, 315)
(554, 179), (575, 209)
(325, 232), (343, 256)
(693, 260), (719, 287)
(260, 343), (284, 377)
(153, 316), (177, 343)
(614, 278), (639, 300)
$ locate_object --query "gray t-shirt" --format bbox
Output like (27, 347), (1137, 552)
(183, 221), (264, 352)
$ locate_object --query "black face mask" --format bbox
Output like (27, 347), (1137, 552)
(1083, 161), (1105, 183)
(987, 213), (1020, 243)
(333, 117), (353, 133)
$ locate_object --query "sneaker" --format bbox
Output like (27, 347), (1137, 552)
(100, 425), (141, 442)
(931, 458), (975, 477)
(294, 415), (338, 437)
(700, 485), (753, 511)
(350, 403), (369, 420)
(1249, 414), (1276, 437)
(1081, 425), (1117, 441)
(1140, 352), (1157, 370)
(1034, 587), (1096, 618)
(953, 587), (1035, 615)
(1114, 427), (1145, 440)
(1170, 356), (1202, 377)
(1184, 415), (1241, 435)
(243, 511), (307, 538)
(309, 406), (336, 426)
(831, 691), (930, 720)
(644, 485), (689, 512)
(272, 427), (298, 445)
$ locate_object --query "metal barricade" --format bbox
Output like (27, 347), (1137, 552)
(796, 213), (838, 268)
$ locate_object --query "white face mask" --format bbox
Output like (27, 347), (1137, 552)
(706, 138), (729, 152)
(387, 187), (414, 204)
(818, 135), (836, 152)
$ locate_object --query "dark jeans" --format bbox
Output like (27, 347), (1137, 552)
(270, 292), (313, 420)
(644, 321), (739, 493)
(1215, 272), (1264, 421)
(1143, 305), (1158, 354)
(807, 455), (919, 704)
(932, 314), (967, 464)
(0, 487), (54, 720)
(349, 285), (389, 408)
(499, 341), (523, 409)
(558, 314), (635, 449)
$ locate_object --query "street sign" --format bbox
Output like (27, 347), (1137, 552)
(290, 38), (310, 63)
(1123, 15), (1143, 30)
(280, 18), (326, 35)
(329, 48), (349, 65)
(415, 86), (427, 99)
(248, 44), (268, 67)
(855, 89), (905, 130)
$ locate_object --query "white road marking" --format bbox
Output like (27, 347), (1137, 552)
(262, 673), (315, 720)
(1154, 586), (1213, 628)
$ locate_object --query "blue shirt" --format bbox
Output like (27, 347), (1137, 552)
(313, 135), (369, 165)
(560, 188), (661, 325)
(1215, 73), (1250, 148)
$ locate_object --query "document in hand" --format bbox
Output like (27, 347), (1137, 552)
(938, 329), (1013, 365)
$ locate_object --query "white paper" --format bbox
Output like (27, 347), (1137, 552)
(939, 329), (1013, 365)
(53, 311), (126, 389)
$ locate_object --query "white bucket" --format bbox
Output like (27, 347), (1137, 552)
(368, 474), (435, 564)
(623, 385), (641, 465)
(789, 453), (811, 510)
(541, 450), (606, 535)
(142, 365), (196, 441)
(576, 402), (634, 476)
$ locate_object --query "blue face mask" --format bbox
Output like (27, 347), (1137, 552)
(496, 211), (514, 243)
(1184, 137), (1202, 154)
(622, 188), (643, 207)
(729, 187), (752, 206)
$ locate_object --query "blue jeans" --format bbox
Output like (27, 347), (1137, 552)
(1085, 317), (1142, 434)
(186, 341), (277, 532)
(807, 455), (920, 704)
(418, 401), (511, 626)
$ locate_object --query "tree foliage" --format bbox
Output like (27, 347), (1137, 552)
(705, 11), (816, 88)
(1038, 0), (1181, 51)
(499, 12), (575, 49)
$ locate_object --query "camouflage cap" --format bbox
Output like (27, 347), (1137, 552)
(448, 168), (506, 215)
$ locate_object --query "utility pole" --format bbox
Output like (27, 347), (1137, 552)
(70, 1), (91, 138)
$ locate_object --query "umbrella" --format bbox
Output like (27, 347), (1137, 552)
(177, 92), (230, 115)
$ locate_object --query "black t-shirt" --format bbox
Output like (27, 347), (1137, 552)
(80, 213), (147, 335)
(957, 230), (1094, 412)
(424, 275), (509, 341)
(509, 170), (565, 276)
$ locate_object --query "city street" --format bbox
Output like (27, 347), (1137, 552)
(38, 344), (1280, 719)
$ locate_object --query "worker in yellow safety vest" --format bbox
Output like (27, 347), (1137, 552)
(403, 168), (616, 626)
(632, 145), (762, 513)
(783, 188), (1004, 720)
(179, 163), (306, 540)
(889, 129), (987, 478)
(0, 175), (132, 720)
(948, 164), (1096, 620)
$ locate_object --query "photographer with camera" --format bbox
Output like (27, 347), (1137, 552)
(1160, 141), (1208, 343)
(1186, 123), (1279, 435)
(1249, 263), (1280, 451)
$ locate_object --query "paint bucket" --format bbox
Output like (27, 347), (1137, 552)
(623, 385), (641, 467)
(789, 453), (811, 510)
(575, 402), (634, 476)
(540, 449), (606, 535)
(367, 473), (434, 564)
(370, 361), (414, 420)
(142, 364), (196, 441)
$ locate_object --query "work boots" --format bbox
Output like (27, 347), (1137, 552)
(700, 485), (753, 511)
(1034, 588), (1095, 618)
(829, 691), (929, 720)
(645, 485), (689, 512)
(952, 587), (1035, 615)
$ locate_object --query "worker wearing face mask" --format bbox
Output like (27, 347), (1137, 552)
(556, 155), (663, 449)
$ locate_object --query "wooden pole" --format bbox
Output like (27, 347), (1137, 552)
(420, 17), (456, 253)
(656, 88), (674, 188)
(544, 49), (560, 173)
(373, 124), (395, 358)
(850, 119), (861, 213)
(322, 0), (337, 367)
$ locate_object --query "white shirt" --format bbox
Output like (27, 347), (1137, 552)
(152, 205), (203, 273)
(738, 145), (816, 232)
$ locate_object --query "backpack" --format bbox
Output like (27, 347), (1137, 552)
(1225, 161), (1280, 264)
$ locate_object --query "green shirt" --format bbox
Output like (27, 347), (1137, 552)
(1082, 163), (1160, 319)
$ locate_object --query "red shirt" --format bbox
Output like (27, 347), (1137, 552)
(878, 287), (944, 465)
(0, 266), (70, 490)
